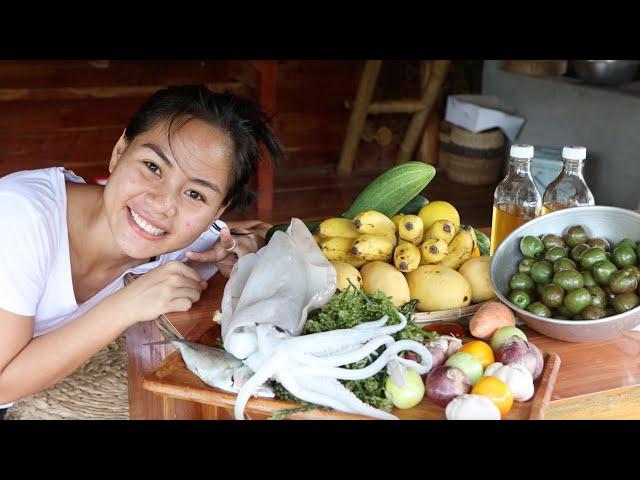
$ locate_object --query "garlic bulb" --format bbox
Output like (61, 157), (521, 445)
(445, 394), (501, 420)
(483, 362), (534, 402)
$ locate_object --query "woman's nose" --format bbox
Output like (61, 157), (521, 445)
(144, 188), (177, 218)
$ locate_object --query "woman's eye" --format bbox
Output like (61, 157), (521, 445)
(186, 190), (205, 202)
(144, 161), (161, 176)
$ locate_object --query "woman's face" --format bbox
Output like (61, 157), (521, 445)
(104, 117), (234, 259)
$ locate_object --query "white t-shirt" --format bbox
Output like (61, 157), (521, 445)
(0, 167), (224, 408)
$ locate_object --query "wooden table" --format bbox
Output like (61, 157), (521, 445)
(126, 230), (640, 420)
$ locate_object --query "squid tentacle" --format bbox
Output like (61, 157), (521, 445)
(289, 335), (395, 367)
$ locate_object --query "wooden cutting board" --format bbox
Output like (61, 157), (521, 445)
(142, 325), (561, 420)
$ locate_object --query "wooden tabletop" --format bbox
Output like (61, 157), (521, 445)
(126, 231), (640, 420)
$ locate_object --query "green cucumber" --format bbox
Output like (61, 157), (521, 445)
(265, 220), (322, 243)
(398, 194), (429, 215)
(342, 162), (436, 219)
(475, 229), (491, 256)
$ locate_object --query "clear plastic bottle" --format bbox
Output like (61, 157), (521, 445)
(490, 144), (542, 255)
(541, 145), (595, 214)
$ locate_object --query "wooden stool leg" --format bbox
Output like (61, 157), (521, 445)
(396, 60), (451, 164)
(337, 60), (383, 176)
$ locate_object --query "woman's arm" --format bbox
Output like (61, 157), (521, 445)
(0, 260), (205, 405)
(0, 300), (130, 405)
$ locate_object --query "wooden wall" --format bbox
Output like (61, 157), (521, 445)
(0, 60), (363, 181)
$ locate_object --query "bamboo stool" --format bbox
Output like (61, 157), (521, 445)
(336, 60), (451, 176)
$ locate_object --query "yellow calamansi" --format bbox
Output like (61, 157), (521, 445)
(394, 242), (421, 273)
(420, 238), (448, 264)
(398, 215), (424, 246)
(418, 200), (460, 232)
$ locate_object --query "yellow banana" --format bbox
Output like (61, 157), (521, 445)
(420, 238), (449, 264)
(313, 233), (323, 245)
(351, 233), (395, 262)
(425, 219), (456, 245)
(398, 214), (424, 246)
(437, 228), (475, 269)
(318, 218), (359, 239)
(320, 237), (354, 262)
(394, 242), (421, 273)
(353, 210), (397, 236)
(391, 214), (405, 230)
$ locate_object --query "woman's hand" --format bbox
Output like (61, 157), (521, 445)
(107, 260), (207, 326)
(185, 221), (271, 278)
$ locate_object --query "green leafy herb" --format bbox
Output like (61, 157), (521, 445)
(272, 285), (434, 411)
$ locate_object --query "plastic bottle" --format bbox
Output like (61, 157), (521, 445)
(490, 144), (542, 255)
(541, 145), (595, 214)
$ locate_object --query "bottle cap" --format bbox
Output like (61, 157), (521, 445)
(510, 144), (534, 159)
(562, 145), (587, 160)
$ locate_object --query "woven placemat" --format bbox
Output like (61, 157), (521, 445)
(5, 335), (129, 420)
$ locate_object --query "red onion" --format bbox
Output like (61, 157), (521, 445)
(425, 365), (471, 407)
(495, 336), (544, 380)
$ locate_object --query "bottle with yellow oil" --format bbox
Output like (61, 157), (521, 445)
(541, 145), (595, 215)
(490, 144), (541, 255)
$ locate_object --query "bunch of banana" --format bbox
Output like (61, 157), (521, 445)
(351, 211), (397, 261)
(317, 218), (367, 267)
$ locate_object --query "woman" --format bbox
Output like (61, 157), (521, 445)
(0, 85), (284, 418)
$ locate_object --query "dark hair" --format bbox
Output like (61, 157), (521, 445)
(124, 84), (285, 211)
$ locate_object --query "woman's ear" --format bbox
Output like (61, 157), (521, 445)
(108, 130), (128, 174)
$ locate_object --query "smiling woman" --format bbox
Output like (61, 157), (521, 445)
(0, 85), (284, 416)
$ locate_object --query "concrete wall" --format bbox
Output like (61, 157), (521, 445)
(482, 60), (640, 209)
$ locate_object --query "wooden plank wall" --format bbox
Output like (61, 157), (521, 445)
(0, 60), (362, 181)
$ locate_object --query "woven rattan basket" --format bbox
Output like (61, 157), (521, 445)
(444, 126), (505, 186)
(4, 335), (129, 420)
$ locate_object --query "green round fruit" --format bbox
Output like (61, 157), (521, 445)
(609, 270), (638, 294)
(620, 266), (640, 284)
(541, 284), (565, 308)
(527, 302), (552, 317)
(541, 233), (566, 250)
(554, 258), (577, 274)
(509, 273), (535, 292)
(612, 292), (640, 314)
(563, 225), (588, 248)
(592, 260), (618, 285)
(536, 283), (546, 297)
(581, 305), (607, 320)
(545, 246), (569, 263)
(530, 260), (554, 284)
(445, 352), (484, 386)
(587, 285), (607, 309)
(616, 238), (638, 251)
(587, 238), (611, 252)
(518, 258), (536, 274)
(611, 245), (638, 269)
(553, 270), (585, 291)
(579, 247), (608, 271)
(563, 287), (592, 315)
(570, 244), (590, 263)
(509, 289), (532, 310)
(557, 305), (574, 317)
(520, 236), (545, 258)
(582, 270), (597, 288)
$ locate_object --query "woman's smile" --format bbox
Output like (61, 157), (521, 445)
(126, 206), (169, 240)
